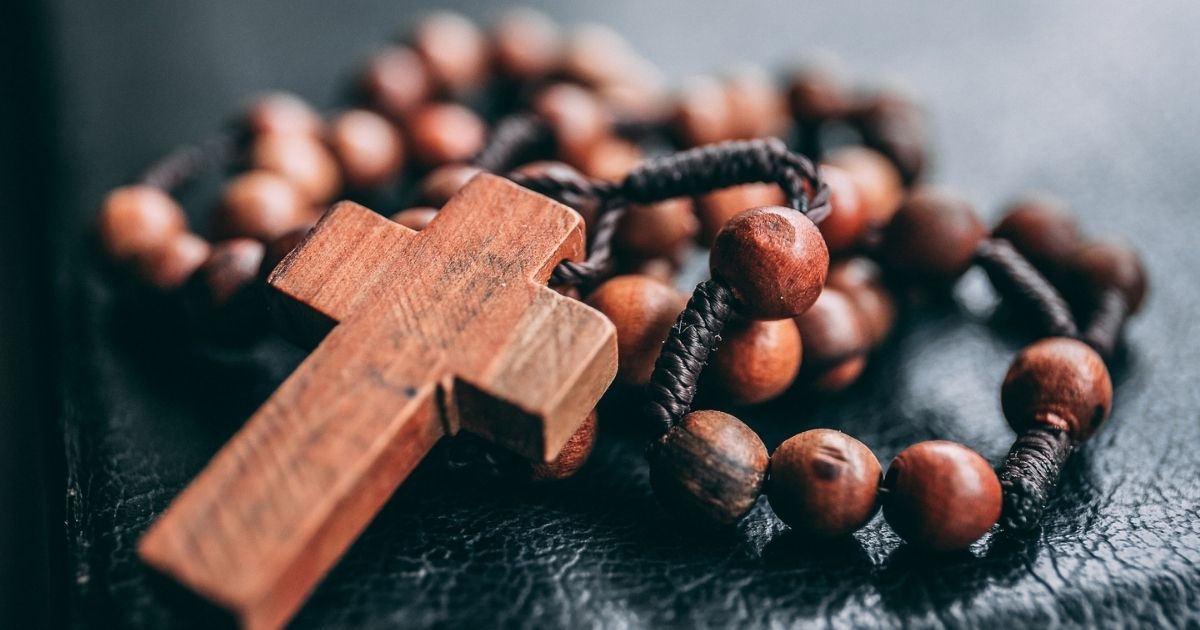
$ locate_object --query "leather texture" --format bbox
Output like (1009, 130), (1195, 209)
(53, 1), (1200, 627)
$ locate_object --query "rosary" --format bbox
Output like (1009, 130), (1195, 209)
(93, 10), (1146, 629)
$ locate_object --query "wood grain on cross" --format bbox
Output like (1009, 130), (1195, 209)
(138, 174), (617, 630)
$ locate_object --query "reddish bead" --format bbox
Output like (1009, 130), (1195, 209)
(417, 164), (483, 207)
(585, 275), (687, 385)
(97, 185), (188, 262)
(134, 232), (210, 291)
(827, 258), (895, 346)
(533, 83), (612, 165)
(1066, 240), (1148, 314)
(707, 318), (802, 405)
(389, 207), (439, 231)
(992, 194), (1082, 271)
(1002, 337), (1112, 442)
(406, 103), (486, 167)
(360, 46), (432, 118)
(723, 65), (789, 139)
(816, 164), (869, 252)
(329, 109), (405, 189)
(882, 441), (1002, 551)
(249, 133), (342, 204)
(697, 183), (787, 246)
(411, 12), (488, 93)
(492, 8), (562, 81)
(243, 92), (323, 137)
(794, 287), (870, 391)
(217, 171), (315, 242)
(579, 137), (642, 182)
(711, 206), (830, 320)
(824, 147), (904, 226)
(768, 429), (881, 537)
(615, 198), (699, 260)
(881, 187), (986, 283)
(528, 409), (596, 482)
(674, 75), (734, 147)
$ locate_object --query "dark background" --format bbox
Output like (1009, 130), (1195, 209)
(3, 1), (1199, 627)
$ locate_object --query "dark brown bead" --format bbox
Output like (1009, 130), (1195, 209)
(217, 171), (316, 242)
(827, 258), (895, 346)
(881, 187), (986, 283)
(707, 318), (802, 405)
(492, 8), (562, 81)
(259, 226), (313, 280)
(824, 147), (904, 226)
(697, 183), (787, 246)
(615, 198), (699, 260)
(992, 194), (1082, 271)
(528, 410), (597, 482)
(767, 429), (881, 537)
(184, 238), (267, 342)
(360, 46), (432, 118)
(249, 133), (342, 204)
(585, 275), (687, 385)
(329, 109), (405, 189)
(579, 136), (642, 182)
(134, 232), (210, 291)
(794, 288), (869, 391)
(97, 185), (188, 262)
(882, 441), (1002, 551)
(243, 92), (323, 138)
(1002, 337), (1112, 442)
(711, 207), (830, 320)
(817, 164), (869, 253)
(648, 410), (769, 527)
(406, 103), (487, 167)
(533, 83), (613, 165)
(1066, 240), (1148, 314)
(723, 65), (789, 139)
(411, 12), (488, 93)
(389, 207), (439, 231)
(788, 65), (854, 121)
(856, 90), (927, 184)
(417, 164), (483, 207)
(673, 75), (734, 147)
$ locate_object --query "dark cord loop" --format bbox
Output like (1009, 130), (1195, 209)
(974, 238), (1079, 339)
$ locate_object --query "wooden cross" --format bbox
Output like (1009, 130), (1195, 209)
(138, 174), (617, 630)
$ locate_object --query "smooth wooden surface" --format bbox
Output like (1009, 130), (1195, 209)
(138, 174), (617, 629)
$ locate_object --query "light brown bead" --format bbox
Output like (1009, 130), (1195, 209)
(411, 12), (488, 93)
(824, 147), (904, 225)
(707, 318), (802, 405)
(528, 409), (597, 481)
(615, 198), (699, 260)
(533, 83), (613, 165)
(827, 258), (895, 346)
(711, 206), (830, 320)
(647, 410), (769, 527)
(1066, 240), (1148, 314)
(417, 164), (483, 207)
(492, 8), (562, 81)
(881, 186), (986, 283)
(579, 137), (642, 181)
(389, 207), (439, 231)
(674, 75), (734, 147)
(817, 164), (869, 252)
(243, 92), (323, 138)
(768, 429), (881, 537)
(794, 287), (869, 391)
(134, 232), (210, 291)
(585, 275), (686, 385)
(217, 171), (315, 242)
(1002, 337), (1112, 442)
(329, 109), (405, 189)
(723, 65), (789, 139)
(882, 441), (1002, 551)
(249, 133), (342, 204)
(97, 185), (188, 262)
(992, 194), (1081, 271)
(184, 238), (268, 342)
(360, 46), (432, 118)
(697, 183), (787, 246)
(560, 24), (637, 86)
(406, 103), (486, 167)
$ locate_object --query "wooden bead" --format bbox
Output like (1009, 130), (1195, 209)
(788, 65), (854, 121)
(406, 103), (486, 167)
(329, 109), (405, 189)
(647, 410), (769, 527)
(528, 409), (597, 482)
(882, 441), (1002, 551)
(767, 429), (881, 537)
(561, 24), (637, 86)
(579, 137), (642, 181)
(674, 75), (734, 147)
(243, 92), (323, 137)
(992, 194), (1081, 271)
(184, 238), (267, 342)
(827, 258), (895, 346)
(698, 183), (787, 246)
(97, 185), (188, 262)
(723, 65), (789, 139)
(360, 46), (432, 118)
(812, 355), (867, 392)
(1066, 240), (1148, 314)
(585, 275), (686, 385)
(389, 207), (438, 231)
(417, 164), (483, 207)
(711, 206), (829, 320)
(824, 147), (904, 225)
(216, 171), (314, 242)
(134, 232), (210, 291)
(492, 8), (562, 81)
(511, 161), (600, 227)
(615, 198), (699, 260)
(881, 186), (986, 283)
(856, 90), (927, 184)
(1002, 337), (1112, 442)
(250, 133), (342, 204)
(794, 287), (869, 391)
(533, 83), (612, 165)
(707, 318), (802, 405)
(817, 164), (869, 252)
(411, 12), (488, 93)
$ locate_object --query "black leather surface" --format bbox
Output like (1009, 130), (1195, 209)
(54, 1), (1200, 627)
